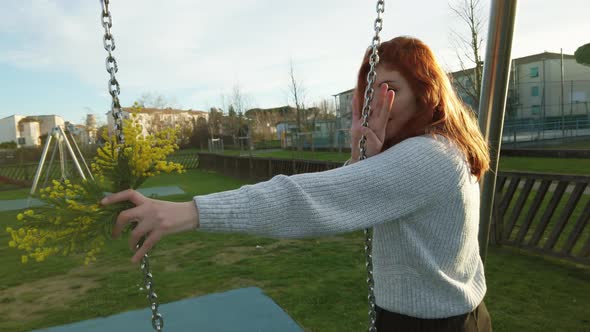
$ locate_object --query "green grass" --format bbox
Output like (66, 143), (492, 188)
(534, 140), (590, 150)
(499, 157), (590, 175)
(504, 138), (590, 150)
(0, 188), (29, 200)
(0, 169), (589, 331)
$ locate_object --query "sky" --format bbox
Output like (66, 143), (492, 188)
(1, 0), (588, 125)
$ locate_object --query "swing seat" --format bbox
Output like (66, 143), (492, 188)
(34, 287), (303, 332)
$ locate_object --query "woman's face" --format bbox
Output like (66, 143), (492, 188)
(370, 67), (419, 147)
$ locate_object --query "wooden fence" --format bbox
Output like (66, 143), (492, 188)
(0, 152), (200, 187)
(491, 172), (589, 265)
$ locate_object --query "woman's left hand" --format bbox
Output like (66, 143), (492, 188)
(350, 83), (395, 163)
(101, 189), (199, 263)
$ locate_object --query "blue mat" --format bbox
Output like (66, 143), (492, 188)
(0, 186), (185, 212)
(34, 287), (303, 332)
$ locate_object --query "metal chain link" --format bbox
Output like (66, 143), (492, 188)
(360, 1), (385, 331)
(99, 1), (163, 331)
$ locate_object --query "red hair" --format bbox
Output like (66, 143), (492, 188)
(354, 36), (490, 180)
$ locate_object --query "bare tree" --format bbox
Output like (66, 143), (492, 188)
(288, 60), (306, 150)
(227, 84), (253, 149)
(231, 84), (249, 116)
(137, 92), (177, 109)
(450, 0), (485, 110)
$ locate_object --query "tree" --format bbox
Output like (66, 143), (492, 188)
(221, 105), (238, 146)
(575, 43), (590, 66)
(245, 106), (297, 143)
(207, 107), (224, 139)
(449, 0), (485, 110)
(136, 92), (177, 109)
(288, 60), (306, 150)
(190, 117), (210, 149)
(224, 84), (253, 149)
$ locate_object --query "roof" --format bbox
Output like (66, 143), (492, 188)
(332, 88), (354, 97)
(450, 52), (577, 77)
(245, 106), (296, 117)
(121, 107), (207, 115)
(512, 52), (575, 66)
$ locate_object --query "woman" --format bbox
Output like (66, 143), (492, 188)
(102, 36), (492, 331)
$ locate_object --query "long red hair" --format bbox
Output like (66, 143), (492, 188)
(354, 36), (490, 180)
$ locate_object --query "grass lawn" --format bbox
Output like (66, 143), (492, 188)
(1, 169), (589, 331)
(0, 188), (30, 200)
(499, 157), (590, 175)
(517, 137), (590, 150)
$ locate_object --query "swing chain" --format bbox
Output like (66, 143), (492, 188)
(360, 1), (384, 331)
(100, 1), (163, 331)
(100, 0), (124, 143)
(140, 250), (164, 331)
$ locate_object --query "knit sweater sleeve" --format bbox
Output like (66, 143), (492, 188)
(194, 136), (464, 238)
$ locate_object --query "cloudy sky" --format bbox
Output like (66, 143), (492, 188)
(1, 0), (588, 125)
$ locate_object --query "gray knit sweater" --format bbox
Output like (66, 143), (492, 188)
(194, 135), (486, 319)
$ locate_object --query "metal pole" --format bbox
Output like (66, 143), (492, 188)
(29, 134), (53, 199)
(542, 58), (546, 138)
(58, 130), (66, 181)
(477, 0), (518, 263)
(43, 139), (59, 188)
(561, 48), (565, 137)
(570, 80), (574, 136)
(66, 129), (94, 180)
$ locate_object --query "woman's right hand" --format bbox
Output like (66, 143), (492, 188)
(349, 83), (395, 163)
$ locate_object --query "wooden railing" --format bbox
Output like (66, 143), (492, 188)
(196, 153), (341, 183)
(491, 172), (589, 265)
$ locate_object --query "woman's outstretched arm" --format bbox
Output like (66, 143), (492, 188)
(194, 136), (463, 238)
(103, 136), (464, 263)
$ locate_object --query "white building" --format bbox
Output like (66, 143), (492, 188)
(106, 107), (208, 137)
(0, 114), (64, 148)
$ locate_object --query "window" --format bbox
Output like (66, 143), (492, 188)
(17, 137), (26, 145)
(531, 105), (541, 115)
(530, 66), (539, 78)
(531, 86), (539, 97)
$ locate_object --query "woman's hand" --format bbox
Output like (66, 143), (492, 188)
(101, 189), (199, 263)
(350, 83), (395, 163)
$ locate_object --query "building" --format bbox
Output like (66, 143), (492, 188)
(277, 118), (338, 149)
(451, 52), (590, 124)
(333, 88), (355, 149)
(332, 52), (590, 146)
(65, 122), (96, 146)
(106, 107), (208, 137)
(0, 114), (65, 148)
